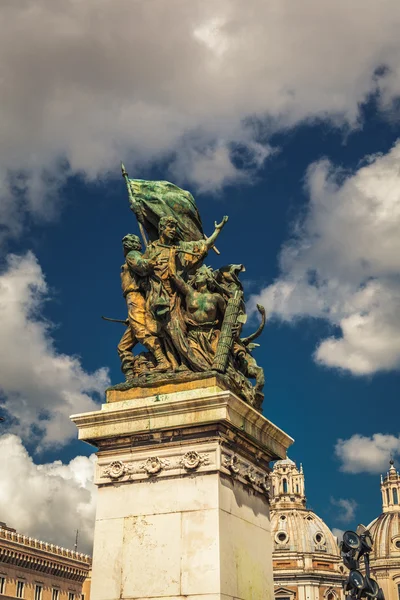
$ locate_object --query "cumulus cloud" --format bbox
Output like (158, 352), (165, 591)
(0, 434), (96, 554)
(251, 140), (400, 375)
(332, 528), (345, 542)
(2, 0), (400, 238)
(335, 433), (400, 474)
(331, 498), (358, 524)
(0, 252), (109, 448)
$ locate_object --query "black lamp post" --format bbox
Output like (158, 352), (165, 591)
(341, 525), (384, 600)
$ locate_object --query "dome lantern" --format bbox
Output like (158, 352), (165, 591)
(381, 460), (400, 513)
(270, 457), (306, 509)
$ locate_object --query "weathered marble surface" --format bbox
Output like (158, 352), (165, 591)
(71, 379), (293, 600)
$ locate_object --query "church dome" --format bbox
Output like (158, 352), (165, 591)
(368, 461), (400, 561)
(269, 458), (341, 557)
(271, 508), (340, 556)
(368, 512), (400, 559)
(365, 461), (400, 600)
(270, 458), (345, 600)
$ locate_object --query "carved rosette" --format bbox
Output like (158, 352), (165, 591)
(100, 450), (212, 483)
(180, 450), (209, 471)
(102, 460), (134, 480)
(140, 456), (170, 476)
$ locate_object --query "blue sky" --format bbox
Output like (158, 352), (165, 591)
(1, 0), (400, 554)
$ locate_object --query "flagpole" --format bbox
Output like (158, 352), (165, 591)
(121, 163), (148, 248)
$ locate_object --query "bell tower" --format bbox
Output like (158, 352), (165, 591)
(381, 459), (400, 513)
(269, 457), (306, 510)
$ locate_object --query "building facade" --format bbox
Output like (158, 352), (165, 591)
(270, 459), (345, 600)
(368, 461), (400, 600)
(0, 523), (91, 600)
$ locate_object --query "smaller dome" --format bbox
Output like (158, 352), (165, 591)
(271, 509), (340, 556)
(275, 458), (296, 466)
(368, 512), (400, 559)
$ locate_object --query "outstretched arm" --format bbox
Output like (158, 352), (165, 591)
(204, 216), (229, 250)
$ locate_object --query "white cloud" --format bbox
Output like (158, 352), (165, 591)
(332, 527), (345, 542)
(2, 0), (400, 237)
(335, 433), (400, 474)
(331, 497), (358, 524)
(0, 252), (109, 449)
(251, 140), (400, 375)
(0, 434), (96, 554)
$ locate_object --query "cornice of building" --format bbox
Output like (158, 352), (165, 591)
(0, 527), (91, 582)
(273, 572), (346, 584)
(368, 557), (400, 570)
(272, 549), (342, 562)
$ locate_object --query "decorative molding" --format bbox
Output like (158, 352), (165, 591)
(102, 460), (134, 480)
(225, 453), (240, 474)
(71, 387), (294, 463)
(98, 446), (270, 493)
(180, 450), (209, 471)
(0, 528), (91, 565)
(100, 449), (213, 483)
(0, 547), (89, 581)
(222, 452), (270, 495)
(139, 456), (169, 475)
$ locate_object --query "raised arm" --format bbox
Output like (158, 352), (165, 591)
(171, 271), (192, 297)
(204, 216), (229, 250)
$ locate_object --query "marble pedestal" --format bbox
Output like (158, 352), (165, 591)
(71, 375), (293, 600)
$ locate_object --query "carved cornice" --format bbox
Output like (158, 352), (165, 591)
(0, 528), (91, 582)
(0, 548), (89, 582)
(71, 387), (293, 462)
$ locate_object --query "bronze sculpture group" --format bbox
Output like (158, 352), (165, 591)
(107, 166), (266, 411)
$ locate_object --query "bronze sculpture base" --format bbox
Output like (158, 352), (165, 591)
(106, 369), (263, 411)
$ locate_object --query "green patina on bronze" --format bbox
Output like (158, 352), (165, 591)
(103, 164), (266, 411)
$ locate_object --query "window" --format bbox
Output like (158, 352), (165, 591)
(35, 585), (43, 600)
(394, 488), (399, 505)
(296, 484), (299, 493)
(52, 589), (60, 600)
(0, 577), (5, 594)
(397, 584), (400, 600)
(283, 478), (288, 493)
(387, 489), (390, 504)
(69, 593), (75, 600)
(276, 531), (288, 544)
(16, 581), (25, 598)
(315, 532), (325, 545)
(82, 595), (85, 600)
(276, 596), (291, 600)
